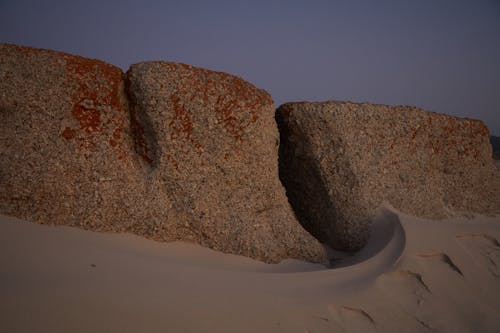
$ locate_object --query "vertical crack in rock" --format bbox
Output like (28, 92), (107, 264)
(276, 109), (339, 245)
(124, 73), (159, 168)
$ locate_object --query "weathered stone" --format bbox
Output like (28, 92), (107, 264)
(0, 44), (327, 264)
(0, 43), (146, 233)
(126, 62), (326, 263)
(277, 101), (500, 251)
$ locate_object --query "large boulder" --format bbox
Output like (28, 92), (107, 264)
(126, 62), (326, 263)
(277, 101), (500, 251)
(0, 43), (147, 231)
(0, 44), (326, 264)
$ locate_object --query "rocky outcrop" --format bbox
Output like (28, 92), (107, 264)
(277, 101), (500, 251)
(0, 44), (327, 264)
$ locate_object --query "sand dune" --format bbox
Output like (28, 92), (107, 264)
(1, 210), (499, 333)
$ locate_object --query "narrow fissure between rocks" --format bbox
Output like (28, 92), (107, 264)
(123, 72), (159, 169)
(275, 108), (339, 250)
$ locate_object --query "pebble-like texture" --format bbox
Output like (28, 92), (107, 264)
(0, 43), (147, 233)
(277, 101), (500, 251)
(0, 44), (327, 264)
(126, 62), (326, 263)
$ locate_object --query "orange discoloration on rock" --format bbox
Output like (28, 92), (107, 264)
(166, 62), (270, 143)
(109, 126), (122, 147)
(411, 131), (417, 140)
(211, 75), (266, 141)
(169, 94), (194, 138)
(60, 52), (126, 155)
(117, 151), (127, 161)
(72, 105), (101, 133)
(61, 127), (76, 140)
(165, 153), (179, 170)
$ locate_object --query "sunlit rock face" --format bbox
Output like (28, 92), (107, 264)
(0, 44), (327, 264)
(277, 101), (500, 251)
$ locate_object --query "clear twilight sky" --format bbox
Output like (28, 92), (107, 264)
(1, 0), (499, 134)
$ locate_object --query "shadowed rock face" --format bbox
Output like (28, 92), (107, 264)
(490, 136), (500, 159)
(277, 101), (500, 251)
(0, 44), (327, 264)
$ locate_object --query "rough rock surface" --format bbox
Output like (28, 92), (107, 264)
(277, 101), (500, 251)
(0, 44), (327, 264)
(0, 43), (146, 232)
(126, 62), (326, 263)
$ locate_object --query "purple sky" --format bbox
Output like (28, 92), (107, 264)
(1, 0), (499, 134)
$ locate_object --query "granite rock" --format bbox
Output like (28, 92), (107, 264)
(0, 43), (146, 232)
(0, 44), (327, 264)
(276, 101), (500, 251)
(126, 62), (326, 263)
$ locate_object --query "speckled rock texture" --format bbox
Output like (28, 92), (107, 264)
(0, 43), (147, 233)
(0, 44), (327, 264)
(126, 62), (326, 263)
(277, 101), (500, 251)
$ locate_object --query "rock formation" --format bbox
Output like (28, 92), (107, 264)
(126, 62), (326, 263)
(277, 101), (500, 251)
(0, 43), (145, 232)
(0, 44), (327, 264)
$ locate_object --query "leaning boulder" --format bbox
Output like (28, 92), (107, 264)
(277, 101), (500, 251)
(126, 62), (326, 263)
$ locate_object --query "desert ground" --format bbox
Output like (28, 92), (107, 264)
(1, 208), (499, 333)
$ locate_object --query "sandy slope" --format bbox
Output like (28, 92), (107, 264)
(1, 210), (499, 333)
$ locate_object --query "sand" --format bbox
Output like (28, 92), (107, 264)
(1, 209), (499, 333)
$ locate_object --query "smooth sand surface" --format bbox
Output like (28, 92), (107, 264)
(1, 209), (499, 333)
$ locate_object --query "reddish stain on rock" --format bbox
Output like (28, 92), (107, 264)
(62, 53), (126, 153)
(167, 63), (270, 143)
(169, 94), (194, 139)
(72, 105), (101, 133)
(61, 127), (76, 140)
(211, 75), (265, 141)
(109, 127), (122, 147)
(112, 127), (122, 140)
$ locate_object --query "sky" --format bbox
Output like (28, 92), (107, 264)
(1, 0), (499, 134)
